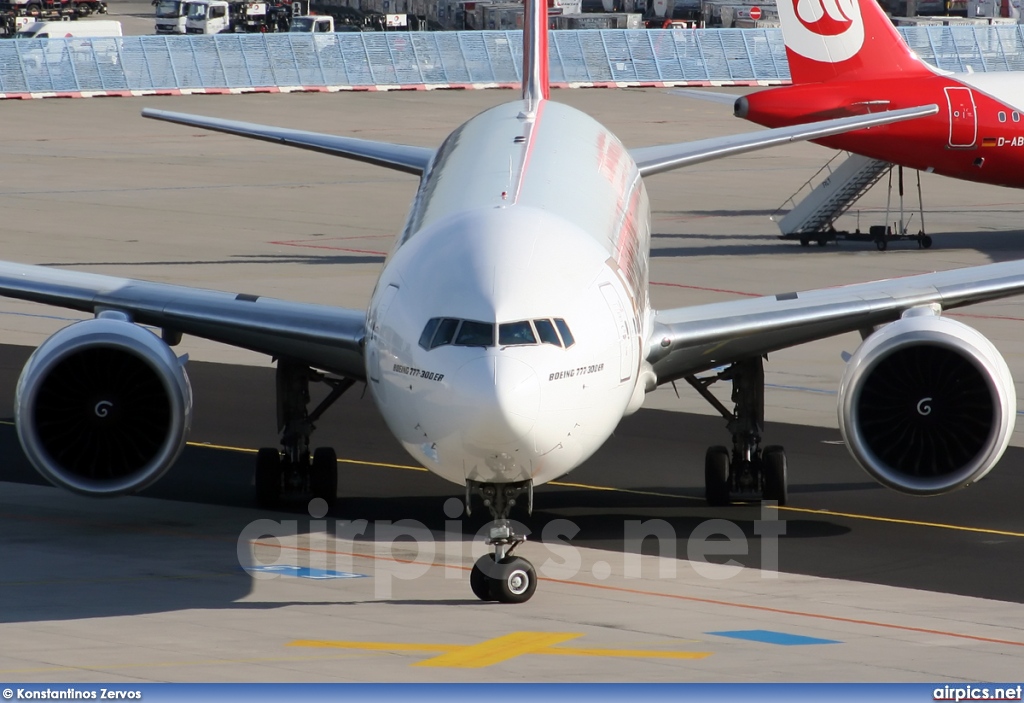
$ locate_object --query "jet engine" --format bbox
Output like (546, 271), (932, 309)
(838, 308), (1014, 495)
(15, 315), (193, 497)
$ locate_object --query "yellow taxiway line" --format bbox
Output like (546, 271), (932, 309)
(182, 437), (1024, 539)
(2, 424), (1020, 539)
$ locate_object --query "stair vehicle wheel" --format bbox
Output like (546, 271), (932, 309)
(817, 238), (827, 247)
(491, 556), (537, 604)
(800, 239), (810, 247)
(470, 557), (495, 601)
(761, 445), (788, 505)
(255, 447), (282, 509)
(310, 447), (338, 505)
(875, 237), (887, 251)
(921, 235), (933, 249)
(705, 445), (731, 507)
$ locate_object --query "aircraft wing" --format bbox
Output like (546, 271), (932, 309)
(141, 108), (434, 176)
(0, 261), (367, 379)
(648, 260), (1024, 383)
(630, 105), (937, 177)
(670, 88), (742, 105)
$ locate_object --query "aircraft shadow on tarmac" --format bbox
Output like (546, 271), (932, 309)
(1, 345), (1024, 624)
(650, 228), (1024, 260)
(38, 253), (387, 268)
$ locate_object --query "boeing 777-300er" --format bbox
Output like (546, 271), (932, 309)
(2, 0), (1023, 604)
(683, 0), (1024, 189)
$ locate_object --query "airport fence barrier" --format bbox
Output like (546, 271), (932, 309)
(0, 25), (1021, 98)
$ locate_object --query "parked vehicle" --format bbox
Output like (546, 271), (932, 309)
(14, 17), (120, 36)
(185, 0), (292, 33)
(288, 12), (332, 29)
(154, 0), (188, 33)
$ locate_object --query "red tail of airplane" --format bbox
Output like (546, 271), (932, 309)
(778, 0), (934, 83)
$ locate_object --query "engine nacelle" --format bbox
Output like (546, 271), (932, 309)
(838, 308), (1014, 495)
(15, 315), (193, 497)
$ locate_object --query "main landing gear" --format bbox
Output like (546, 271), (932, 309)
(466, 479), (538, 604)
(685, 357), (788, 507)
(255, 359), (355, 510)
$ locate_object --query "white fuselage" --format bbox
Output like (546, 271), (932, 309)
(364, 99), (653, 487)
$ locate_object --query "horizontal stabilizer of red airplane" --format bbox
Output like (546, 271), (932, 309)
(779, 0), (935, 83)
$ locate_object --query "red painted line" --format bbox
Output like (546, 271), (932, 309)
(2, 498), (1019, 647)
(548, 579), (1024, 648)
(652, 280), (759, 297)
(0, 80), (792, 101)
(270, 238), (387, 256)
(949, 311), (1024, 322)
(258, 538), (1024, 649)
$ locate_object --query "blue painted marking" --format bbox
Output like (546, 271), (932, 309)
(706, 630), (840, 646)
(247, 565), (368, 580)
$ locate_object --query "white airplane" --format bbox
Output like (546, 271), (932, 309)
(0, 0), (1020, 605)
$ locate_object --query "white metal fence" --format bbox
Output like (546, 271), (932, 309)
(0, 25), (1021, 96)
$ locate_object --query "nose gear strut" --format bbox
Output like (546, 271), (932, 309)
(465, 479), (537, 603)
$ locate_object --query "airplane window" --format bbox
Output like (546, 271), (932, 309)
(554, 318), (575, 348)
(419, 318), (441, 349)
(499, 321), (536, 346)
(1014, 112), (1021, 122)
(534, 319), (562, 346)
(999, 111), (1007, 122)
(455, 320), (494, 347)
(431, 318), (460, 348)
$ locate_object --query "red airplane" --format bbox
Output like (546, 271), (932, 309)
(730, 0), (1024, 188)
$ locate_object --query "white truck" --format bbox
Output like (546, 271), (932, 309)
(287, 13), (332, 30)
(154, 0), (188, 33)
(14, 17), (120, 36)
(185, 0), (276, 33)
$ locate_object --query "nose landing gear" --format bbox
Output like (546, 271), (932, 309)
(686, 357), (788, 507)
(466, 479), (538, 603)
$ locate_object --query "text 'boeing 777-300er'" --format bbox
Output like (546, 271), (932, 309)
(4, 0), (1024, 603)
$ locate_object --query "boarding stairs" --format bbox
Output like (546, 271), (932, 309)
(772, 152), (891, 244)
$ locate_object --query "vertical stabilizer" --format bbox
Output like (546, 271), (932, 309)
(522, 0), (550, 107)
(778, 0), (933, 83)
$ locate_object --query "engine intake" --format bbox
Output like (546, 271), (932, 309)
(838, 309), (1014, 495)
(16, 316), (193, 496)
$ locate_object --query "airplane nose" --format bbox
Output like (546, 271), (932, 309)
(734, 96), (749, 119)
(454, 356), (540, 446)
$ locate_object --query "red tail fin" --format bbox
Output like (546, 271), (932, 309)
(778, 0), (933, 83)
(522, 0), (550, 105)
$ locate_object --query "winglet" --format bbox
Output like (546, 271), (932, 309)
(522, 0), (550, 107)
(777, 0), (933, 83)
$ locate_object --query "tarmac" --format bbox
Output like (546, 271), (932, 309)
(0, 88), (1023, 682)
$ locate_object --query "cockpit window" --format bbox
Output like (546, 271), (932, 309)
(418, 318), (440, 349)
(554, 318), (575, 348)
(421, 317), (494, 349)
(455, 320), (494, 347)
(533, 318), (561, 346)
(431, 318), (459, 348)
(421, 317), (574, 350)
(499, 321), (536, 346)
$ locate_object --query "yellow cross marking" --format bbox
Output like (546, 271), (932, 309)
(290, 632), (712, 668)
(413, 632), (580, 668)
